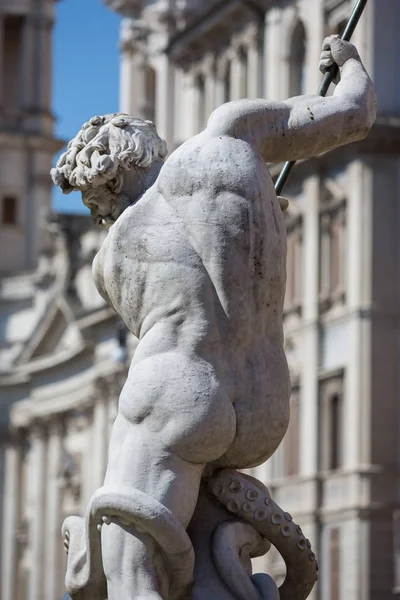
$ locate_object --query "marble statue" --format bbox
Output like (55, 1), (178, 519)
(51, 36), (376, 600)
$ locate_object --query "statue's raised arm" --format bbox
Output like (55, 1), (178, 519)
(207, 36), (377, 163)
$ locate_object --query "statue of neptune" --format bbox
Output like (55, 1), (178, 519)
(52, 37), (376, 600)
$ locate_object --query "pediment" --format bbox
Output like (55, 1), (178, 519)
(17, 297), (83, 364)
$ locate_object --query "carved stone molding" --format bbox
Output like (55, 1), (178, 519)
(120, 18), (150, 55)
(104, 0), (143, 18)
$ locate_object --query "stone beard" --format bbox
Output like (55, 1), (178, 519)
(51, 36), (376, 600)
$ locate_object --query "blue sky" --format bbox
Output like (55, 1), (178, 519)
(52, 0), (121, 214)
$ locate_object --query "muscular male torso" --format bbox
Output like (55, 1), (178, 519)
(93, 130), (290, 474)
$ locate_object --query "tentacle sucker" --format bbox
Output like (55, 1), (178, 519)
(209, 469), (318, 600)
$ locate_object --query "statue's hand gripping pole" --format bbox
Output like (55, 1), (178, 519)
(275, 0), (368, 196)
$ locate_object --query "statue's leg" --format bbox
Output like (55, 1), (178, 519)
(100, 426), (206, 600)
(98, 351), (236, 600)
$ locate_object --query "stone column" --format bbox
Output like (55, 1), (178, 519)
(119, 18), (148, 119)
(301, 174), (320, 477)
(345, 160), (373, 468)
(230, 48), (241, 101)
(215, 57), (228, 107)
(155, 52), (175, 151)
(181, 71), (197, 140)
(28, 423), (47, 600)
(44, 419), (63, 600)
(306, 0), (324, 93)
(204, 55), (216, 123)
(1, 432), (24, 600)
(21, 14), (36, 111)
(35, 12), (54, 134)
(264, 7), (283, 100)
(245, 25), (261, 99)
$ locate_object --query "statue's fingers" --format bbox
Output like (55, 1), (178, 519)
(319, 58), (334, 73)
(320, 50), (332, 61)
(322, 34), (340, 51)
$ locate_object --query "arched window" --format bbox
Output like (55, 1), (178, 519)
(289, 21), (307, 97)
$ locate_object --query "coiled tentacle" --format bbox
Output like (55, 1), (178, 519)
(209, 469), (318, 600)
(62, 485), (195, 600)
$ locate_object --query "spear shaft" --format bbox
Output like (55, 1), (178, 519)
(274, 0), (368, 196)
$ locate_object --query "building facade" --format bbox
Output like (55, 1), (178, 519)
(0, 2), (135, 600)
(104, 0), (400, 599)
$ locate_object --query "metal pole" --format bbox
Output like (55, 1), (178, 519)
(275, 0), (368, 196)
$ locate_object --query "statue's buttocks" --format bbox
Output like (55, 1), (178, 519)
(94, 133), (290, 469)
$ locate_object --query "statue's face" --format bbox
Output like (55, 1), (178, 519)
(82, 186), (115, 228)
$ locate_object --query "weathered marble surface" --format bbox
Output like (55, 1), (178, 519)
(52, 36), (376, 600)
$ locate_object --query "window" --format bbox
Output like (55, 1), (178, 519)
(319, 178), (347, 307)
(283, 192), (303, 313)
(330, 527), (340, 600)
(284, 386), (300, 476)
(319, 374), (344, 471)
(2, 195), (17, 225)
(3, 16), (24, 115)
(285, 217), (303, 312)
(289, 21), (307, 97)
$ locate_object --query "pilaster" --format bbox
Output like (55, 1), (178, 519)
(300, 174), (320, 477)
(344, 160), (373, 468)
(28, 423), (47, 600)
(44, 418), (63, 600)
(204, 55), (216, 124)
(119, 18), (148, 118)
(155, 52), (175, 152)
(247, 28), (260, 99)
(1, 432), (24, 600)
(264, 7), (283, 100)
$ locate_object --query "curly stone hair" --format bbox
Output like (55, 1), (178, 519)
(51, 113), (168, 196)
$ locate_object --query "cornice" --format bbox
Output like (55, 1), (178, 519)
(104, 0), (143, 18)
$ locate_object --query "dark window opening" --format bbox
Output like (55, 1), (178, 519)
(3, 16), (25, 114)
(2, 195), (17, 225)
(329, 393), (342, 470)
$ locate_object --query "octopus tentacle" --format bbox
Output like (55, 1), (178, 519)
(62, 485), (195, 600)
(212, 521), (274, 600)
(209, 469), (318, 600)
